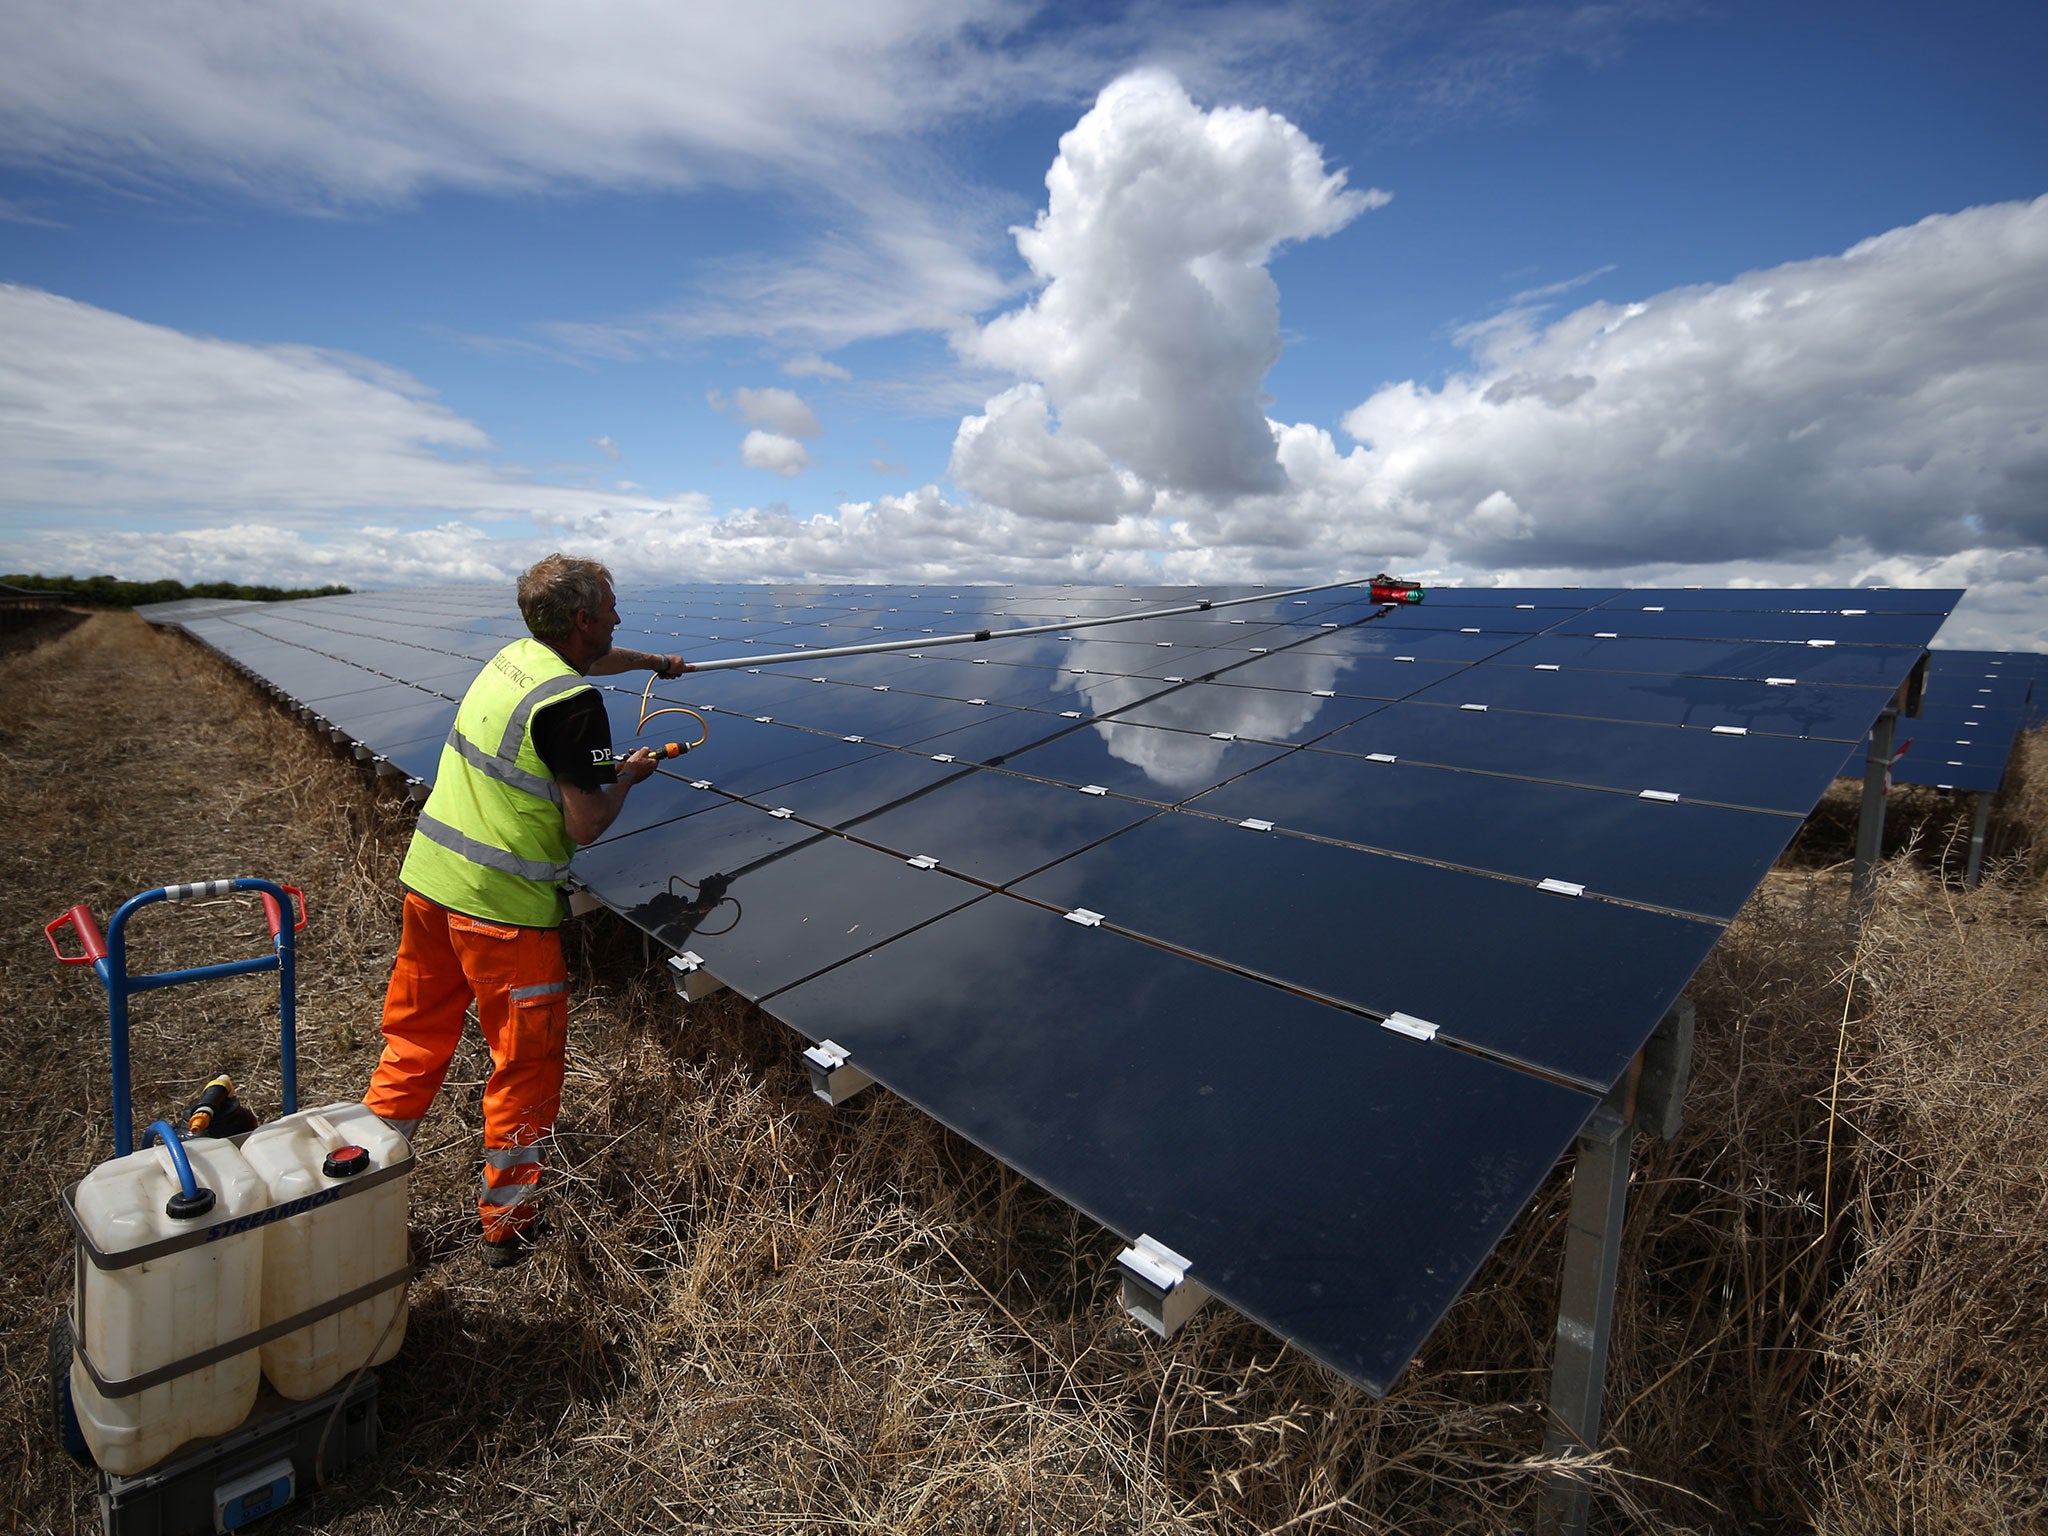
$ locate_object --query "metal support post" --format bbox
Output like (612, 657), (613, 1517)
(1537, 998), (1693, 1536)
(1537, 1107), (1634, 1536)
(1964, 792), (1993, 889)
(1851, 708), (1897, 912)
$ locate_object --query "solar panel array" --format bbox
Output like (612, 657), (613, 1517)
(1843, 649), (2045, 793)
(144, 579), (1960, 1393)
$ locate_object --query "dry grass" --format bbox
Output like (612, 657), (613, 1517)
(3, 612), (2044, 1534)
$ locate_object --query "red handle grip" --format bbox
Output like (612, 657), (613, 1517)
(45, 905), (108, 966)
(260, 885), (309, 937)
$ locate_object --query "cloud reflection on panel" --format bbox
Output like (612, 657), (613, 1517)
(1045, 627), (1364, 795)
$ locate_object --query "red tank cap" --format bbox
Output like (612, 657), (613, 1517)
(322, 1145), (372, 1178)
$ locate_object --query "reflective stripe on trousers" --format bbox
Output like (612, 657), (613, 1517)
(363, 892), (569, 1240)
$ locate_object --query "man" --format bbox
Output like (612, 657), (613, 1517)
(363, 553), (690, 1267)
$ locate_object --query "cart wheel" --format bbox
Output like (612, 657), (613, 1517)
(48, 1317), (91, 1466)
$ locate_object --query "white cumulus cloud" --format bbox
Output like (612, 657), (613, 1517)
(1333, 195), (2048, 569)
(740, 429), (811, 477)
(728, 386), (822, 439)
(959, 70), (1384, 506)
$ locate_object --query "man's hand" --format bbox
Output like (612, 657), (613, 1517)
(561, 747), (657, 843)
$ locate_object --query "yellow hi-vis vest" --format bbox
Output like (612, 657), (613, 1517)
(400, 637), (594, 927)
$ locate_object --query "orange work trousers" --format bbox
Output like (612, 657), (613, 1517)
(363, 892), (569, 1241)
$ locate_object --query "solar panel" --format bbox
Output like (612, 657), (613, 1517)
(1839, 648), (2042, 793)
(140, 579), (1961, 1394)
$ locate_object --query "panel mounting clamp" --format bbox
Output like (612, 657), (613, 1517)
(1061, 710), (1083, 719)
(1381, 1012), (1438, 1042)
(1711, 725), (1748, 735)
(1638, 789), (1681, 803)
(1079, 784), (1108, 796)
(803, 1039), (876, 1106)
(1538, 878), (1586, 897)
(1117, 1234), (1212, 1338)
(1312, 689), (1336, 697)
(931, 753), (956, 763)
(1765, 677), (1796, 686)
(1366, 752), (1398, 764)
(769, 807), (794, 819)
(1239, 818), (1275, 832)
(1209, 731), (1237, 741)
(1064, 908), (1105, 927)
(905, 854), (940, 870)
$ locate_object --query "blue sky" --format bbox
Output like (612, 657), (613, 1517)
(3, 1), (2046, 644)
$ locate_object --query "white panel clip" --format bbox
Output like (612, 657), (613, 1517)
(1064, 908), (1105, 927)
(1239, 818), (1275, 832)
(1594, 631), (1619, 639)
(1460, 703), (1488, 712)
(1366, 752), (1398, 764)
(755, 715), (774, 724)
(1639, 789), (1681, 803)
(689, 778), (713, 790)
(843, 734), (864, 743)
(1642, 605), (1665, 612)
(905, 855), (939, 870)
(968, 698), (988, 706)
(1079, 784), (1108, 796)
(1806, 639), (1837, 648)
(1535, 663), (1560, 671)
(1712, 725), (1748, 735)
(804, 1039), (875, 1105)
(1312, 689), (1335, 698)
(1765, 677), (1796, 686)
(1060, 710), (1083, 719)
(1461, 627), (1482, 634)
(769, 807), (794, 819)
(1119, 1234), (1194, 1292)
(873, 685), (891, 691)
(1381, 1012), (1438, 1042)
(1209, 731), (1236, 741)
(1538, 878), (1586, 897)
(1395, 656), (1416, 663)
(931, 753), (956, 763)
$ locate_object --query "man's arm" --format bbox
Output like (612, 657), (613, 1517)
(586, 647), (692, 678)
(559, 749), (658, 844)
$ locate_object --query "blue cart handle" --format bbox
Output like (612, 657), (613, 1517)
(64, 878), (305, 1158)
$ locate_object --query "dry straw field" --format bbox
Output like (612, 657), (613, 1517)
(5, 610), (2045, 1534)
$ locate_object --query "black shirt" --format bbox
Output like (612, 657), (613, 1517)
(529, 689), (617, 792)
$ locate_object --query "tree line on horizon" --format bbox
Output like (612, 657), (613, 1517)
(2, 573), (352, 608)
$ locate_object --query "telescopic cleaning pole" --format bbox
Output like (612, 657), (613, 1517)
(673, 574), (1421, 676)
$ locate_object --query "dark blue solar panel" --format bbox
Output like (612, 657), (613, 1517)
(765, 896), (1598, 1396)
(146, 577), (1961, 1400)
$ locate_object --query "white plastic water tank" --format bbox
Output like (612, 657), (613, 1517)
(239, 1103), (410, 1399)
(70, 1137), (267, 1475)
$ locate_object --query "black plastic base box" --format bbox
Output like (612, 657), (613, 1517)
(96, 1372), (378, 1536)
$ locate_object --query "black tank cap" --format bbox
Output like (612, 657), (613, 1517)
(166, 1187), (217, 1220)
(323, 1145), (372, 1178)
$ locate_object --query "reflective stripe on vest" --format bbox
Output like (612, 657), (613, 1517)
(399, 638), (590, 927)
(413, 812), (573, 884)
(444, 729), (562, 804)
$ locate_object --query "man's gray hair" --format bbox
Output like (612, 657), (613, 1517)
(518, 553), (613, 642)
